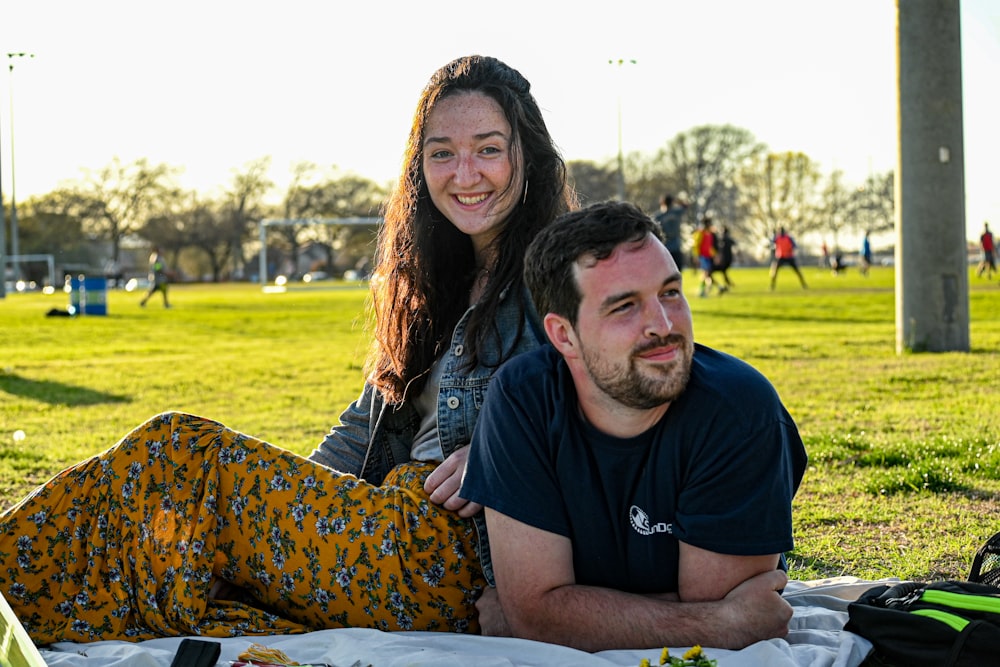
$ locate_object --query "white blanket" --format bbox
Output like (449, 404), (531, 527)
(38, 578), (884, 667)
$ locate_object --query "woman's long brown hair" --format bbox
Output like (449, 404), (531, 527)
(368, 55), (574, 403)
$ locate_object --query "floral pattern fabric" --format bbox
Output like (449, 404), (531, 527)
(0, 412), (484, 644)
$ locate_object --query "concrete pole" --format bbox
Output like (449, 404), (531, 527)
(0, 77), (5, 298)
(0, 146), (6, 299)
(895, 0), (969, 353)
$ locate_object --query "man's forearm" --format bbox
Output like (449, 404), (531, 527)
(505, 584), (718, 651)
(502, 570), (791, 652)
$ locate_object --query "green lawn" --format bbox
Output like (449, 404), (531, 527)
(1, 266), (998, 582)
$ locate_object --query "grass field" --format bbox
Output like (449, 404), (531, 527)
(1, 266), (999, 583)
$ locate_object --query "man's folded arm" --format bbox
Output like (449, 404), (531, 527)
(485, 508), (793, 652)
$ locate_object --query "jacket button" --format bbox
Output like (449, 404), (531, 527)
(447, 397), (460, 409)
(454, 344), (464, 356)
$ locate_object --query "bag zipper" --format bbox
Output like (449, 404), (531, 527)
(921, 588), (1000, 614)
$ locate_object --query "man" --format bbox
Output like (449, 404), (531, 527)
(859, 230), (872, 277)
(461, 201), (807, 651)
(692, 214), (717, 298)
(711, 225), (735, 292)
(769, 226), (807, 290)
(139, 246), (171, 308)
(978, 222), (995, 279)
(653, 193), (687, 272)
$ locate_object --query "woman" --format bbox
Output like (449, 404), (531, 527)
(0, 55), (574, 644)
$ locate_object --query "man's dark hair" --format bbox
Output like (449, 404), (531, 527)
(524, 201), (663, 326)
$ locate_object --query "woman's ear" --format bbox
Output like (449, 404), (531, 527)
(543, 313), (579, 360)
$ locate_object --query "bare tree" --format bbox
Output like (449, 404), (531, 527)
(142, 190), (231, 282)
(740, 151), (822, 247)
(272, 162), (324, 276)
(300, 172), (387, 275)
(567, 160), (619, 206)
(817, 170), (854, 252)
(70, 157), (180, 265)
(654, 124), (767, 226)
(141, 209), (188, 265)
(848, 170), (895, 235)
(13, 191), (92, 282)
(220, 157), (274, 279)
(626, 152), (685, 215)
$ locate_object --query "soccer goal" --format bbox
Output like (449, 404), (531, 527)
(4, 254), (56, 290)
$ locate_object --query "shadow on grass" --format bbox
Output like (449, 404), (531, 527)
(696, 309), (884, 326)
(0, 373), (130, 406)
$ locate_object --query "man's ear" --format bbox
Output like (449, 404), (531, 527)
(543, 313), (579, 359)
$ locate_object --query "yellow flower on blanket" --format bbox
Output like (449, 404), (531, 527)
(682, 645), (708, 662)
(639, 644), (717, 667)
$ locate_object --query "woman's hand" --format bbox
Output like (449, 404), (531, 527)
(424, 445), (483, 518)
(476, 586), (512, 636)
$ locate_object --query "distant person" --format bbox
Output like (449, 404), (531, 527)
(103, 258), (124, 289)
(769, 227), (807, 290)
(711, 225), (736, 292)
(820, 241), (830, 269)
(859, 230), (872, 277)
(653, 193), (688, 272)
(139, 247), (171, 308)
(462, 201), (807, 651)
(830, 248), (846, 275)
(978, 222), (996, 279)
(692, 215), (717, 298)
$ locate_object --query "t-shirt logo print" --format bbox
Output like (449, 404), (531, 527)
(629, 505), (672, 536)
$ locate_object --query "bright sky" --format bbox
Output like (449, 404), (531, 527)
(2, 0), (998, 240)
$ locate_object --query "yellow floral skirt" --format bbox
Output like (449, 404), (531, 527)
(0, 412), (484, 643)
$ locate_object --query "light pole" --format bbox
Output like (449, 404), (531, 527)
(609, 58), (636, 201)
(7, 52), (33, 287)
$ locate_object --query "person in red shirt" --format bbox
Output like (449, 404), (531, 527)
(978, 222), (996, 279)
(692, 216), (717, 297)
(769, 227), (808, 290)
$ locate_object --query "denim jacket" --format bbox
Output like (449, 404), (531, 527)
(308, 283), (545, 585)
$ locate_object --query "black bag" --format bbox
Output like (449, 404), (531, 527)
(845, 532), (1000, 667)
(846, 579), (1000, 666)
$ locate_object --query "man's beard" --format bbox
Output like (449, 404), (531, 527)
(581, 333), (694, 410)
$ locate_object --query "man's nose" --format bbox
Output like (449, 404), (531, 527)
(645, 302), (673, 337)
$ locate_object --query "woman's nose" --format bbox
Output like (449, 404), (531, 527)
(453, 154), (481, 187)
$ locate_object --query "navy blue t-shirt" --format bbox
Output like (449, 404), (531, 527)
(461, 343), (807, 594)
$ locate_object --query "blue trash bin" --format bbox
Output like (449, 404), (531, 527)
(69, 276), (108, 315)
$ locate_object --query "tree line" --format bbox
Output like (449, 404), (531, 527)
(578, 124), (893, 261)
(8, 124), (892, 285)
